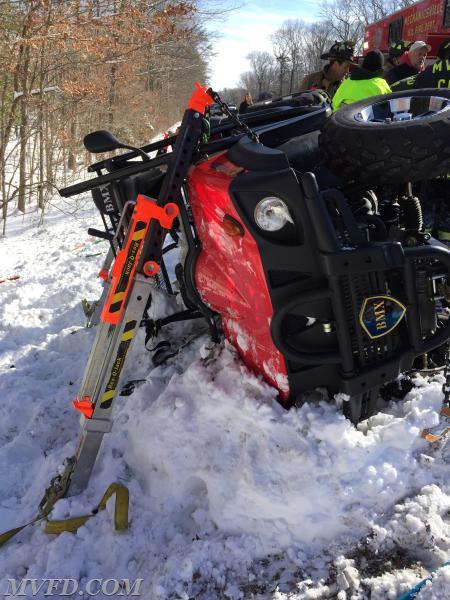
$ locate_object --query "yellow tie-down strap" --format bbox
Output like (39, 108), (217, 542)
(45, 482), (129, 534)
(0, 483), (129, 548)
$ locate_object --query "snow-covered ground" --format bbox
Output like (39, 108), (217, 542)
(0, 197), (450, 600)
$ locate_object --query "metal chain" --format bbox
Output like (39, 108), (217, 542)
(206, 88), (260, 144)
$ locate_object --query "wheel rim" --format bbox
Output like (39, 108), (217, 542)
(354, 95), (450, 123)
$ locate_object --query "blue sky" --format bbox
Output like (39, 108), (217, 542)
(207, 1), (321, 89)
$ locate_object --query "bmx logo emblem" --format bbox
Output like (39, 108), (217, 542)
(359, 295), (406, 339)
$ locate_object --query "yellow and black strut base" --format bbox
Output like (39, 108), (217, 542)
(69, 197), (179, 495)
(65, 84), (214, 495)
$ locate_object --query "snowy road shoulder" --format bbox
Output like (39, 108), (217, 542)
(0, 202), (449, 599)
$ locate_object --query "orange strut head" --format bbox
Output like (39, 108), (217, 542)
(187, 82), (214, 114)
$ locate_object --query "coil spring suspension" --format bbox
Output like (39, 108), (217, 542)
(400, 195), (423, 231)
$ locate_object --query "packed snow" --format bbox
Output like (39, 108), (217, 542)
(0, 196), (450, 599)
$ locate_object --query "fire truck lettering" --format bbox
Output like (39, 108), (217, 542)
(365, 0), (447, 57)
(405, 3), (441, 26)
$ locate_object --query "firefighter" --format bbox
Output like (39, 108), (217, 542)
(332, 50), (391, 110)
(412, 38), (450, 88)
(391, 38), (450, 91)
(299, 40), (357, 100)
(386, 40), (430, 85)
(384, 40), (411, 77)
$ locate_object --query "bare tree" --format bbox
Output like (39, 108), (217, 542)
(320, 0), (418, 52)
(235, 0), (420, 103)
(0, 0), (231, 233)
(300, 21), (335, 76)
(271, 29), (290, 96)
(246, 51), (275, 98)
(238, 71), (256, 96)
(272, 20), (306, 93)
(319, 1), (362, 51)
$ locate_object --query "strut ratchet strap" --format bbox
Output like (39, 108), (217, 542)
(45, 483), (129, 534)
(143, 309), (204, 344)
(0, 458), (129, 548)
(0, 458), (75, 548)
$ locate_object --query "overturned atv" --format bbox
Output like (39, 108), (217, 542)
(59, 85), (450, 494)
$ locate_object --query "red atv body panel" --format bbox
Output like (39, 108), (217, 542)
(187, 153), (289, 400)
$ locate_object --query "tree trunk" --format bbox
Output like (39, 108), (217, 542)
(17, 97), (28, 213)
(279, 63), (285, 96)
(108, 62), (117, 126)
(67, 118), (77, 171)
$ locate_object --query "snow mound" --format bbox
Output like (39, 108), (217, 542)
(0, 200), (449, 599)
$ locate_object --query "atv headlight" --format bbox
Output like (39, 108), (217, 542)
(254, 197), (293, 232)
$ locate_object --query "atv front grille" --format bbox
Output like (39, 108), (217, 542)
(340, 271), (399, 368)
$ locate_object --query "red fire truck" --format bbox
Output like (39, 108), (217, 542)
(364, 0), (450, 57)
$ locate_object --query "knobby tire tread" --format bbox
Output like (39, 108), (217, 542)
(319, 89), (450, 185)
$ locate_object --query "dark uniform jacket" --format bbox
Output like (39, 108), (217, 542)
(414, 58), (450, 88)
(391, 58), (450, 91)
(299, 66), (341, 99)
(386, 62), (418, 85)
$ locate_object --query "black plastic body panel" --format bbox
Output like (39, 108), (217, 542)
(227, 138), (289, 172)
(228, 166), (450, 411)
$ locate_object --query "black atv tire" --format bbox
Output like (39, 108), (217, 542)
(320, 89), (450, 185)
